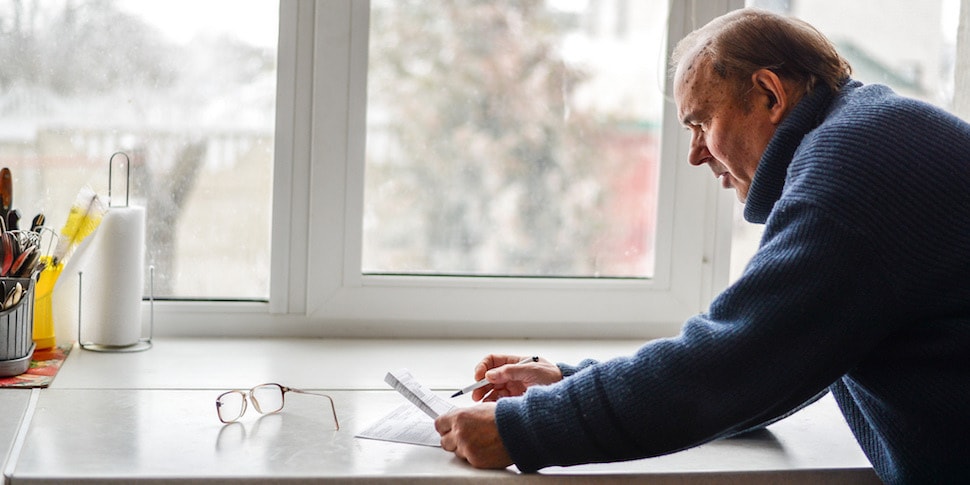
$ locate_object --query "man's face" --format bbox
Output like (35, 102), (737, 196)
(673, 57), (778, 202)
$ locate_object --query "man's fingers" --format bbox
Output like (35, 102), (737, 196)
(487, 364), (533, 387)
(440, 435), (457, 452)
(436, 417), (457, 452)
(470, 355), (560, 402)
(434, 403), (510, 469)
(434, 413), (454, 434)
(472, 386), (493, 402)
(475, 354), (523, 380)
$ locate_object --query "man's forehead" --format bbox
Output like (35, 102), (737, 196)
(675, 50), (701, 81)
(673, 35), (714, 83)
(674, 54), (714, 123)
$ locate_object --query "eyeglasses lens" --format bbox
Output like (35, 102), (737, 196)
(250, 384), (285, 414)
(216, 391), (246, 423)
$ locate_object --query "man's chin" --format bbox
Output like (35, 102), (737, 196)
(733, 186), (749, 203)
(717, 174), (747, 201)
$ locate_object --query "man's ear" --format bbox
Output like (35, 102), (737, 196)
(750, 69), (789, 124)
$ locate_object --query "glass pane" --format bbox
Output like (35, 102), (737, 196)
(0, 0), (278, 299)
(216, 391), (246, 422)
(364, 0), (667, 278)
(250, 384), (283, 414)
(732, 0), (960, 280)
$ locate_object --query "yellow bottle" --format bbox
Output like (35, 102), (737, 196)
(32, 257), (63, 350)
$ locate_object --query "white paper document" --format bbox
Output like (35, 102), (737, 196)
(383, 368), (456, 419)
(355, 368), (458, 447)
(356, 403), (442, 447)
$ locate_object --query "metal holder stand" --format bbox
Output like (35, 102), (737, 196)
(77, 151), (153, 352)
(108, 151), (131, 209)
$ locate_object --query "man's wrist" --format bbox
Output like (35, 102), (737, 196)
(557, 358), (599, 378)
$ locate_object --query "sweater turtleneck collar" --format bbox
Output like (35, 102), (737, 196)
(743, 80), (855, 223)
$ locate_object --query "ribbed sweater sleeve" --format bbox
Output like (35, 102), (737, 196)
(556, 359), (598, 378)
(499, 203), (895, 471)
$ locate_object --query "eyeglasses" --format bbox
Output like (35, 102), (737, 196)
(215, 383), (339, 430)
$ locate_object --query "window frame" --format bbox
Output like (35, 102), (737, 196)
(153, 0), (741, 339)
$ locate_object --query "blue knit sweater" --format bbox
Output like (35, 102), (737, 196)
(496, 80), (970, 484)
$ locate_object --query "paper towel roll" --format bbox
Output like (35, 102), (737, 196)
(52, 206), (146, 347)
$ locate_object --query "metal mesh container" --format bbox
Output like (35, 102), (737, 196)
(0, 276), (36, 377)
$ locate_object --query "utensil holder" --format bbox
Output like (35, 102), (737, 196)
(0, 276), (36, 376)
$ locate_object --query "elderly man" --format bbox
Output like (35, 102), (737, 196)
(435, 9), (970, 484)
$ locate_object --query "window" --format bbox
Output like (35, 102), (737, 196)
(294, 0), (733, 338)
(258, 0), (970, 338)
(0, 0), (278, 300)
(5, 1), (749, 337)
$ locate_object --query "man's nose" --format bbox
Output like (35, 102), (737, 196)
(688, 132), (709, 166)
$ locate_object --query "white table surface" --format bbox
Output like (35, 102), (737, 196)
(2, 338), (880, 484)
(0, 390), (31, 477)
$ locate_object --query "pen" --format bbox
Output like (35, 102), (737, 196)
(450, 356), (539, 398)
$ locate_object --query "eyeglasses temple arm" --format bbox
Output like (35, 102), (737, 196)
(288, 388), (340, 431)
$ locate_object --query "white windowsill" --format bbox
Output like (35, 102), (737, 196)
(1, 337), (879, 484)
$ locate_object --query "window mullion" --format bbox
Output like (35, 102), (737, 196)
(271, 0), (316, 315)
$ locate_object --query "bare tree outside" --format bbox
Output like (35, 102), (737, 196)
(364, 0), (661, 278)
(0, 0), (276, 298)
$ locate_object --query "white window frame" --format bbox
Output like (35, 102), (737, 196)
(153, 0), (742, 339)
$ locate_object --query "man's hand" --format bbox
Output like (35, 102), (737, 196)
(435, 403), (513, 469)
(471, 354), (563, 401)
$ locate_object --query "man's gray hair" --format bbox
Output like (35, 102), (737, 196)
(671, 9), (852, 99)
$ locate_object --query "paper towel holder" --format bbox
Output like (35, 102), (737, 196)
(76, 266), (154, 353)
(75, 151), (151, 352)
